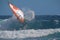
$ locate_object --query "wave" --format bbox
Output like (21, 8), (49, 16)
(0, 28), (60, 39)
(0, 17), (60, 39)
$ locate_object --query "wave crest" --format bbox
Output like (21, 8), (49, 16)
(0, 29), (60, 39)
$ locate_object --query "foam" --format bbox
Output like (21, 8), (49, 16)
(0, 29), (60, 39)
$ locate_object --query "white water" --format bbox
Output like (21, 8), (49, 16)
(0, 29), (60, 39)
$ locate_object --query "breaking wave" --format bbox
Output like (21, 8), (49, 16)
(0, 29), (60, 39)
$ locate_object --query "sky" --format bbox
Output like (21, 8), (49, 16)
(0, 0), (60, 15)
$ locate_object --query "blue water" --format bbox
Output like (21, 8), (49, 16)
(0, 15), (60, 40)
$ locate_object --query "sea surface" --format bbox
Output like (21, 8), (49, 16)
(0, 15), (60, 40)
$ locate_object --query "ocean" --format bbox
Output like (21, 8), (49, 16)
(0, 15), (60, 40)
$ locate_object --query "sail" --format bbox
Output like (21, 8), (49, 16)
(9, 3), (24, 23)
